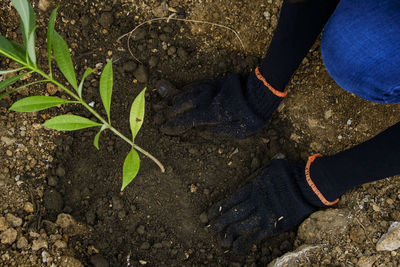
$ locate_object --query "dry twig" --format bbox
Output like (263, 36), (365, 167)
(117, 15), (245, 63)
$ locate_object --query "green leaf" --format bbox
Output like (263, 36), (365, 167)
(27, 26), (36, 65)
(53, 31), (78, 90)
(121, 148), (140, 191)
(11, 0), (36, 63)
(0, 73), (27, 92)
(0, 67), (25, 75)
(47, 8), (58, 76)
(9, 96), (74, 112)
(99, 60), (113, 122)
(43, 114), (101, 131)
(129, 88), (146, 142)
(0, 79), (47, 100)
(93, 124), (107, 150)
(78, 68), (94, 98)
(0, 34), (26, 64)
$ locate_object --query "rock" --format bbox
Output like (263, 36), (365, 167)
(24, 202), (34, 213)
(0, 228), (17, 244)
(267, 245), (322, 267)
(31, 238), (48, 251)
(56, 214), (90, 236)
(56, 213), (75, 228)
(43, 189), (64, 212)
(122, 61), (137, 73)
(60, 256), (83, 267)
(297, 209), (351, 244)
(99, 12), (114, 28)
(324, 110), (333, 120)
(38, 0), (50, 11)
(16, 236), (28, 249)
(376, 221), (400, 251)
(47, 83), (58, 95)
(90, 254), (109, 267)
(199, 212), (208, 224)
(0, 216), (9, 231)
(133, 65), (148, 83)
(152, 1), (169, 17)
(356, 256), (377, 267)
(6, 213), (23, 227)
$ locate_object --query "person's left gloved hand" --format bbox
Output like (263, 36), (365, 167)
(208, 159), (317, 254)
(160, 71), (283, 139)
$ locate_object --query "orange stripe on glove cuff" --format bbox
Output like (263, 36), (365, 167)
(255, 67), (288, 98)
(305, 154), (339, 206)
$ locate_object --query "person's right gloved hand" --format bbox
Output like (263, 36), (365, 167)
(208, 159), (319, 254)
(160, 68), (287, 139)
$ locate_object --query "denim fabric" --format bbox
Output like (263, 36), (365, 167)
(321, 0), (400, 103)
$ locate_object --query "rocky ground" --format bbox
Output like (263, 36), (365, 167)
(1, 0), (400, 266)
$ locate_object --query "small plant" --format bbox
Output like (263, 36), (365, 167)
(0, 0), (164, 190)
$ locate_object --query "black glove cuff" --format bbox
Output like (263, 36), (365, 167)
(245, 69), (284, 122)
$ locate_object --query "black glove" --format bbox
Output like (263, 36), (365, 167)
(160, 70), (284, 139)
(208, 159), (317, 254)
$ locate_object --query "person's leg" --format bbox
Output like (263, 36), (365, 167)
(321, 0), (400, 103)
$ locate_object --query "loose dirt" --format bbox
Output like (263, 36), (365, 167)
(1, 0), (400, 266)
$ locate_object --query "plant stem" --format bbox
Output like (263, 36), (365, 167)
(31, 66), (165, 173)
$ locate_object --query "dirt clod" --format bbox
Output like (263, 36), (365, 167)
(1, 228), (17, 244)
(90, 254), (109, 267)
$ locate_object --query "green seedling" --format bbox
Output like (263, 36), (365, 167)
(0, 0), (165, 190)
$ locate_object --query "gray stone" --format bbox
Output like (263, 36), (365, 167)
(268, 245), (322, 267)
(376, 221), (400, 251)
(298, 209), (351, 244)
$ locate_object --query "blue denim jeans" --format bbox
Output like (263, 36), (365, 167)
(321, 0), (400, 103)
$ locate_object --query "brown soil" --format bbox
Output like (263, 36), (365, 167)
(1, 0), (400, 266)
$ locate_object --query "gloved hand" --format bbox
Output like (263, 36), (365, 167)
(208, 159), (317, 254)
(160, 70), (285, 139)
